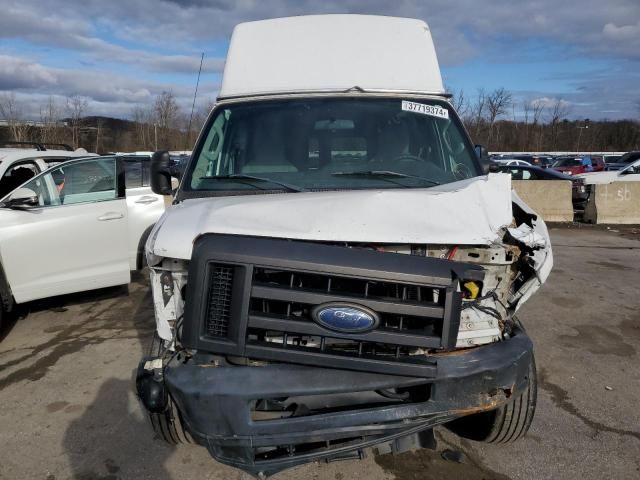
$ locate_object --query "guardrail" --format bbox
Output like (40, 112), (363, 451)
(491, 152), (626, 156)
(512, 180), (574, 222)
(584, 183), (640, 224)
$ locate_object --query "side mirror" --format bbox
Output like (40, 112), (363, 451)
(150, 151), (174, 196)
(475, 144), (498, 174)
(474, 144), (487, 160)
(4, 187), (39, 209)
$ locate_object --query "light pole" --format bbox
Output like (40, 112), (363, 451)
(576, 118), (590, 152)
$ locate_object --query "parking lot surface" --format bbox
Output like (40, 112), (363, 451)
(0, 226), (639, 480)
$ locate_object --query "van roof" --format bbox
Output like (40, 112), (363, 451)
(219, 15), (445, 99)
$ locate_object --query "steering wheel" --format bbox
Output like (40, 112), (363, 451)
(392, 154), (423, 163)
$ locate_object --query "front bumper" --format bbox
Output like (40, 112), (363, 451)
(157, 329), (532, 477)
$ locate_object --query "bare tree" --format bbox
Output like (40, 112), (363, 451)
(470, 88), (487, 141)
(40, 96), (62, 145)
(546, 98), (570, 125)
(546, 98), (571, 150)
(449, 88), (469, 119)
(66, 95), (89, 149)
(522, 99), (531, 125)
(132, 106), (151, 150)
(486, 88), (512, 144)
(154, 91), (179, 130)
(531, 100), (544, 125)
(153, 91), (180, 149)
(0, 93), (30, 142)
(95, 118), (105, 153)
(522, 99), (532, 149)
(529, 99), (546, 150)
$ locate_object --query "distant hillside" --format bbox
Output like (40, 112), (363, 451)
(0, 115), (191, 153)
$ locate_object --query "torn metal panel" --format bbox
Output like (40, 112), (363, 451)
(149, 259), (189, 342)
(151, 174), (513, 261)
(508, 191), (554, 309)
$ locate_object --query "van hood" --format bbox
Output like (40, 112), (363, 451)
(149, 174), (514, 260)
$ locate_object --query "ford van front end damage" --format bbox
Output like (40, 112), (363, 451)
(137, 175), (551, 477)
(136, 14), (552, 478)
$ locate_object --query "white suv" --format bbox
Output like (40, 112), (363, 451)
(0, 155), (165, 327)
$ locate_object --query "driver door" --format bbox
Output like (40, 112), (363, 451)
(0, 157), (130, 304)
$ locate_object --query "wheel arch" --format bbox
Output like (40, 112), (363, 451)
(136, 224), (155, 270)
(0, 260), (15, 312)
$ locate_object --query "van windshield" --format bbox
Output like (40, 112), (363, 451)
(184, 98), (479, 194)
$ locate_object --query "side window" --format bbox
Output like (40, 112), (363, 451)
(13, 171), (56, 207)
(521, 170), (532, 180)
(0, 161), (39, 198)
(142, 159), (151, 186)
(61, 158), (117, 204)
(18, 158), (118, 207)
(124, 157), (143, 188)
(509, 168), (523, 180)
(439, 120), (472, 175)
(191, 110), (229, 188)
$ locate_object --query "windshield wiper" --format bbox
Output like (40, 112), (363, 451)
(331, 170), (440, 186)
(200, 174), (306, 192)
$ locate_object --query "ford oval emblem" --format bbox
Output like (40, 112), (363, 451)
(311, 303), (379, 333)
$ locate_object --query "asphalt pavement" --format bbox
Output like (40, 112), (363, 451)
(0, 225), (639, 480)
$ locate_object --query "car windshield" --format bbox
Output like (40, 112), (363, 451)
(618, 152), (640, 164)
(184, 98), (479, 194)
(553, 158), (581, 167)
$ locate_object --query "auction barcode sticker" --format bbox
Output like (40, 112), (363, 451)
(401, 100), (449, 120)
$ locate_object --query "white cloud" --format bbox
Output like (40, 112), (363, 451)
(0, 5), (225, 73)
(603, 21), (640, 41)
(1, 1), (639, 118)
(0, 54), (220, 117)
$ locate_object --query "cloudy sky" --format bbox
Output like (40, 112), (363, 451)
(1, 0), (639, 121)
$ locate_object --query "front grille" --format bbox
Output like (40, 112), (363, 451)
(204, 264), (234, 338)
(246, 268), (448, 369)
(183, 234), (485, 377)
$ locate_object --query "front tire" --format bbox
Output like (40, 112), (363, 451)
(446, 355), (537, 443)
(149, 396), (193, 445)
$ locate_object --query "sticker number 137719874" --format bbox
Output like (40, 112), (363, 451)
(401, 100), (449, 120)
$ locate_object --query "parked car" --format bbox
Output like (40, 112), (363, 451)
(509, 154), (534, 164)
(602, 154), (622, 165)
(135, 15), (552, 478)
(605, 151), (640, 171)
(169, 153), (190, 179)
(551, 156), (594, 175)
(497, 164), (588, 209)
(576, 158), (640, 184)
(0, 155), (165, 328)
(531, 155), (554, 168)
(588, 155), (606, 172)
(0, 146), (95, 199)
(493, 158), (532, 167)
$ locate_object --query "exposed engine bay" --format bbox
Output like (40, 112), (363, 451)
(149, 196), (551, 353)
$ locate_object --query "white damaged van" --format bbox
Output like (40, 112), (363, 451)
(136, 15), (552, 477)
